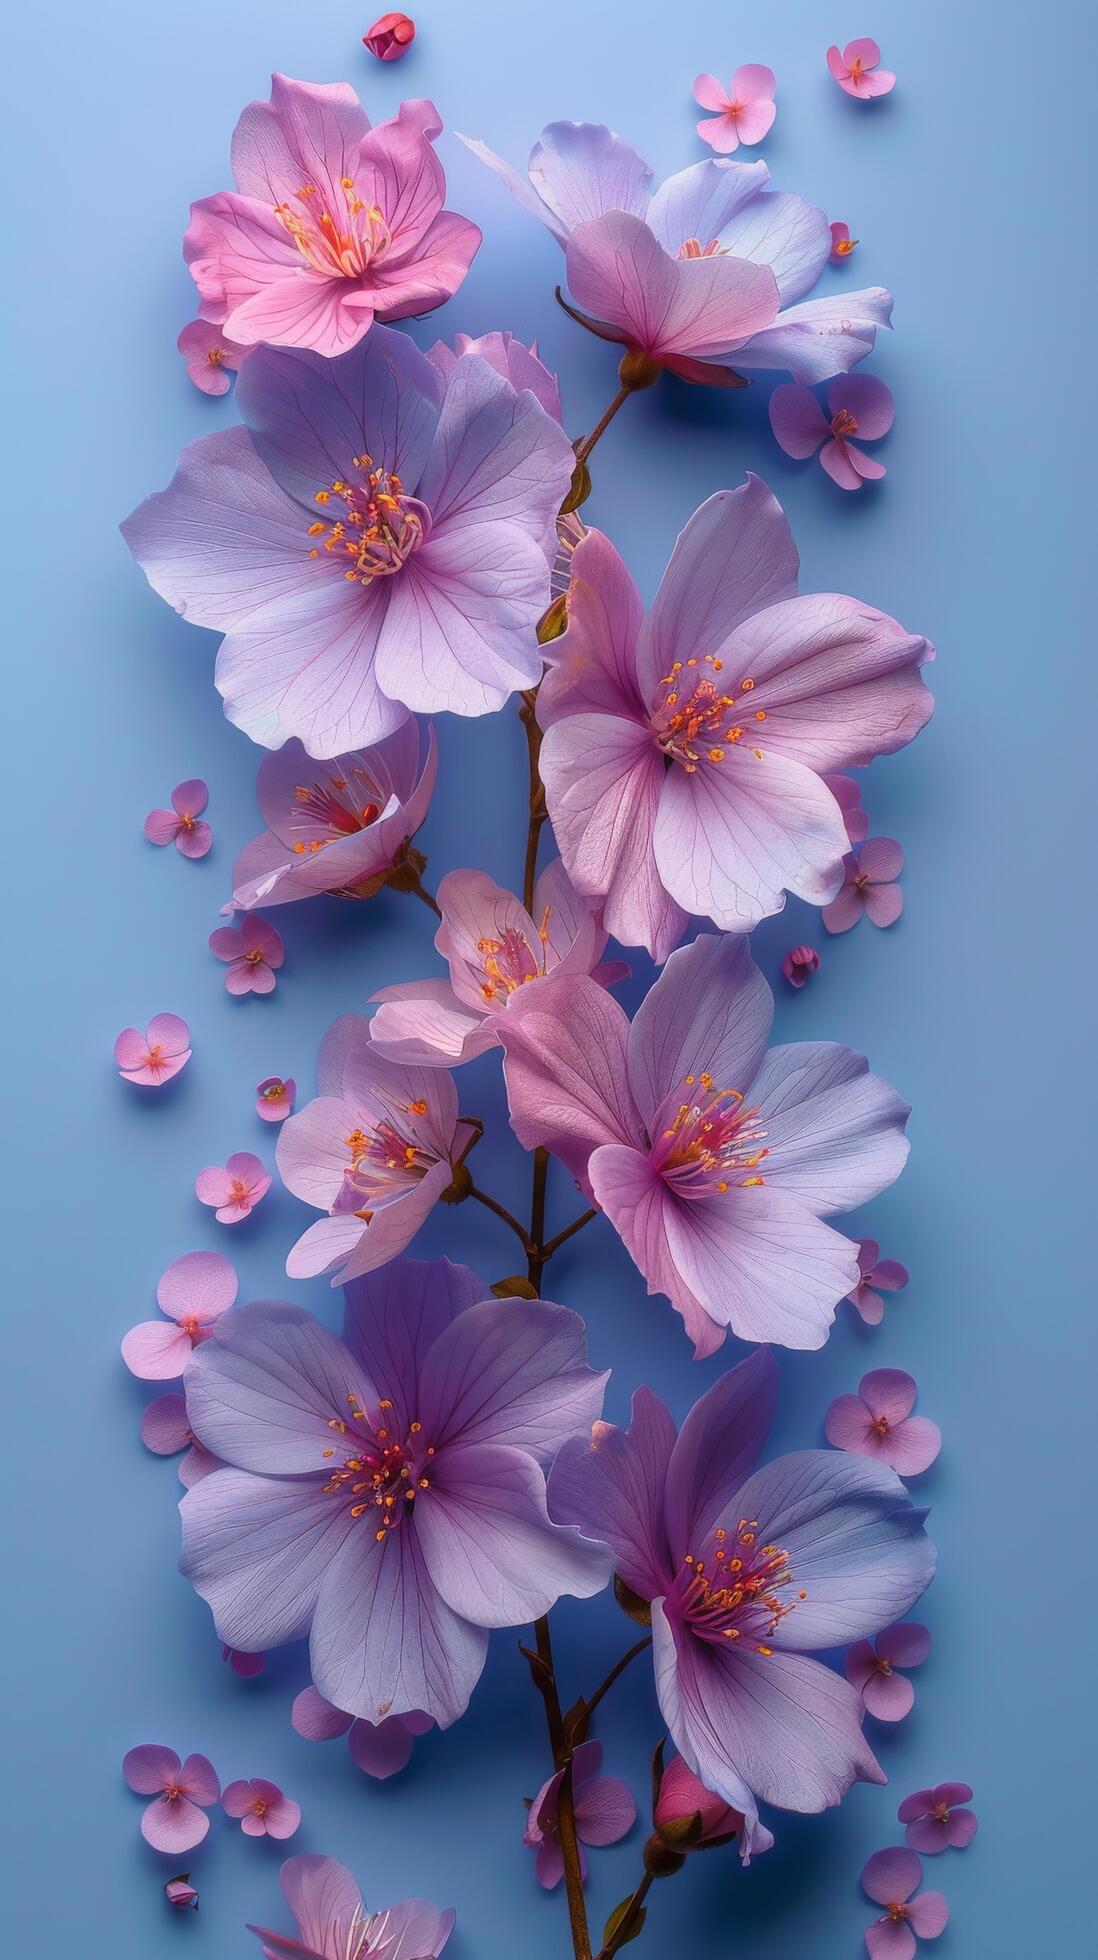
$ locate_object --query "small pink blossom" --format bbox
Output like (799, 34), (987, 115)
(826, 1369), (941, 1476)
(828, 38), (896, 99)
(830, 221), (859, 261)
(139, 1393), (222, 1486)
(770, 374), (894, 490)
(654, 1754), (773, 1863)
(781, 944), (820, 988)
(824, 773), (870, 844)
(122, 1250), (238, 1380)
(862, 1848), (948, 1959)
(209, 915), (284, 996)
(223, 1645), (266, 1678)
(823, 837), (904, 932)
(195, 1153), (271, 1224)
(364, 10), (416, 58)
(292, 1685), (433, 1780)
(256, 1075), (296, 1122)
(847, 1237), (909, 1325)
(176, 321), (245, 397)
(693, 66), (776, 153)
(845, 1621), (931, 1721)
(222, 1776), (300, 1840)
(164, 1875), (199, 1910)
(144, 779), (213, 858)
(899, 1783), (978, 1855)
(114, 1014), (191, 1087)
(122, 1745), (220, 1853)
(524, 1740), (636, 1889)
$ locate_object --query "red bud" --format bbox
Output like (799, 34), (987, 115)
(363, 12), (416, 59)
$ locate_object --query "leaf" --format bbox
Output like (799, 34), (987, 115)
(603, 1897), (647, 1948)
(560, 456), (592, 513)
(491, 1276), (539, 1299)
(614, 1573), (652, 1626)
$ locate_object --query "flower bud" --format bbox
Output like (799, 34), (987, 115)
(653, 1755), (742, 1851)
(618, 348), (662, 391)
(164, 1874), (199, 1910)
(781, 944), (821, 988)
(363, 12), (416, 59)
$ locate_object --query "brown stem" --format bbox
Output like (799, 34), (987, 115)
(519, 690), (548, 914)
(542, 1207), (599, 1262)
(596, 1873), (654, 1960)
(532, 1614), (593, 1960)
(573, 1636), (653, 1741)
(574, 385), (631, 465)
(526, 1146), (550, 1292)
(466, 1184), (533, 1255)
(407, 877), (442, 919)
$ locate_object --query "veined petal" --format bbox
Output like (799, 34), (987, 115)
(341, 1256), (485, 1430)
(180, 1469), (356, 1651)
(497, 975), (643, 1186)
(744, 1043), (910, 1216)
(547, 1385), (678, 1600)
(626, 932), (773, 1127)
(660, 1184), (859, 1348)
(417, 1297), (607, 1464)
(184, 1301), (378, 1474)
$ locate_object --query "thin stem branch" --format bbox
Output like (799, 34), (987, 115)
(526, 1146), (550, 1292)
(532, 1615), (593, 1960)
(574, 385), (631, 464)
(466, 1184), (533, 1255)
(519, 690), (547, 915)
(406, 878), (442, 919)
(576, 1636), (653, 1738)
(542, 1207), (599, 1262)
(596, 1872), (654, 1960)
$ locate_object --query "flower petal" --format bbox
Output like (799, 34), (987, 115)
(123, 1744), (180, 1794)
(659, 1183), (860, 1348)
(341, 1256), (485, 1429)
(565, 212), (779, 360)
(497, 974), (643, 1187)
(744, 1042), (910, 1216)
(537, 526), (646, 726)
(121, 1320), (193, 1381)
(141, 1795), (210, 1854)
(548, 1385), (677, 1599)
(180, 1468), (356, 1650)
(417, 1297), (608, 1465)
(184, 1300), (378, 1473)
(769, 382), (830, 459)
(862, 1846), (921, 1906)
(157, 1249), (238, 1324)
(527, 121), (654, 234)
(626, 931), (773, 1128)
(664, 1346), (779, 1560)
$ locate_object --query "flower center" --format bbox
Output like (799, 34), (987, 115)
(206, 346), (225, 367)
(289, 762), (384, 854)
(308, 457), (430, 585)
(181, 1316), (201, 1341)
(165, 1784), (183, 1803)
(477, 911), (552, 1001)
(674, 1520), (805, 1649)
(835, 236), (858, 256)
(648, 1074), (769, 1196)
(263, 1082), (287, 1102)
(252, 1796), (269, 1818)
(337, 1106), (439, 1212)
(245, 947), (266, 965)
(230, 1179), (251, 1202)
(870, 1415), (891, 1438)
(273, 177), (392, 280)
(679, 236), (727, 258)
(649, 656), (767, 770)
(831, 407), (859, 438)
(179, 811), (196, 829)
(887, 1903), (910, 1923)
(931, 1802), (951, 1822)
(320, 1393), (434, 1538)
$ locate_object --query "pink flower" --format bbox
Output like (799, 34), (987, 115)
(524, 1740), (636, 1888)
(830, 221), (859, 261)
(847, 1237), (909, 1325)
(223, 1645), (266, 1678)
(122, 1249), (238, 1380)
(114, 1014), (191, 1087)
(222, 1777), (301, 1840)
(693, 67), (777, 153)
(823, 837), (904, 932)
(899, 1783), (978, 1855)
(845, 1621), (931, 1721)
(862, 1848), (948, 1959)
(781, 944), (820, 988)
(364, 11), (416, 59)
(256, 1076), (296, 1122)
(209, 915), (284, 995)
(184, 75), (480, 357)
(654, 1755), (773, 1861)
(825, 773), (870, 843)
(122, 1745), (220, 1853)
(195, 1153), (271, 1224)
(177, 321), (246, 396)
(770, 374), (894, 489)
(369, 859), (626, 1067)
(139, 1392), (222, 1486)
(826, 1369), (941, 1475)
(828, 38), (896, 99)
(164, 1875), (199, 1910)
(292, 1685), (433, 1781)
(144, 779), (213, 858)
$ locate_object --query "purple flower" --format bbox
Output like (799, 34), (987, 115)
(177, 321), (246, 396)
(140, 1393), (221, 1487)
(861, 1849), (948, 1960)
(498, 932), (909, 1355)
(209, 915), (284, 994)
(179, 1257), (610, 1728)
(826, 1370), (941, 1476)
(460, 123), (893, 384)
(537, 482), (933, 955)
(195, 1152), (272, 1225)
(549, 1347), (934, 1841)
(222, 1777), (301, 1839)
(184, 76), (479, 357)
(369, 859), (625, 1067)
(121, 326), (574, 759)
(899, 1783), (978, 1854)
(144, 778), (212, 857)
(845, 1621), (931, 1721)
(823, 838), (905, 933)
(848, 1238), (909, 1325)
(122, 1250), (238, 1380)
(770, 375), (895, 489)
(781, 945), (820, 988)
(122, 1745), (220, 1853)
(257, 1076), (296, 1122)
(524, 1739), (636, 1888)
(247, 1853), (454, 1960)
(276, 1014), (480, 1283)
(653, 1754), (772, 1860)
(114, 1014), (191, 1087)
(292, 1685), (433, 1780)
(825, 772), (870, 843)
(230, 723), (436, 912)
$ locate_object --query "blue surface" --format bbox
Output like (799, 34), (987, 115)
(5, 2), (1090, 1954)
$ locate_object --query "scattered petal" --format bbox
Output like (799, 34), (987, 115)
(826, 1371), (941, 1475)
(829, 222), (858, 262)
(195, 1153), (271, 1225)
(257, 1076), (296, 1122)
(781, 945), (820, 989)
(178, 321), (246, 397)
(827, 39), (896, 99)
(364, 11), (416, 59)
(693, 67), (777, 155)
(115, 1015), (191, 1087)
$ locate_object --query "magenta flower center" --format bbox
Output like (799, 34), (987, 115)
(831, 407), (859, 439)
(320, 1392), (434, 1537)
(206, 346), (225, 367)
(273, 177), (392, 280)
(870, 1414), (891, 1438)
(291, 766), (384, 851)
(673, 1519), (805, 1649)
(931, 1801), (951, 1821)
(309, 458), (430, 585)
(229, 1178), (252, 1202)
(649, 656), (767, 771)
(477, 912), (553, 1000)
(648, 1074), (769, 1195)
(678, 236), (727, 259)
(887, 1902), (910, 1922)
(340, 1109), (440, 1210)
(245, 947), (267, 965)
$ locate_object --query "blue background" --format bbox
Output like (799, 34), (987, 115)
(5, 2), (1090, 1954)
